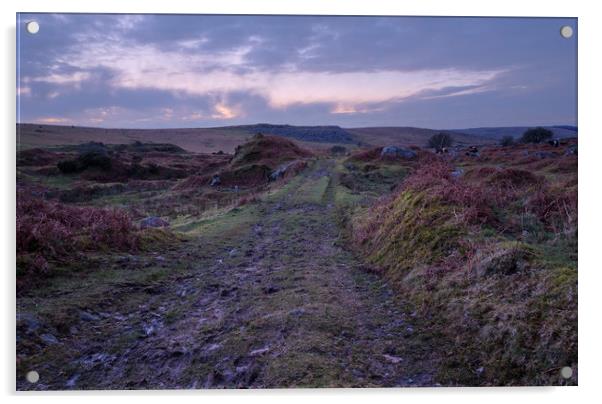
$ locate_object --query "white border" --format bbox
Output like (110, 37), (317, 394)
(2, 0), (600, 402)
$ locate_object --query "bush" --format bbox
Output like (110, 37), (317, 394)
(16, 190), (140, 281)
(57, 151), (112, 174)
(57, 159), (81, 174)
(79, 151), (112, 171)
(330, 145), (347, 155)
(427, 132), (454, 149)
(521, 127), (553, 144)
(500, 135), (515, 147)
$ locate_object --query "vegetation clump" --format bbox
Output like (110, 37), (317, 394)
(16, 189), (142, 288)
(500, 135), (515, 147)
(427, 132), (454, 149)
(349, 145), (577, 385)
(521, 127), (553, 144)
(57, 151), (112, 174)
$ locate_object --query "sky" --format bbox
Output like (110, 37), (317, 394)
(17, 14), (577, 129)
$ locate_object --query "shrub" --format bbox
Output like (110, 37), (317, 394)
(57, 151), (112, 174)
(16, 190), (140, 282)
(57, 159), (81, 174)
(521, 127), (553, 144)
(79, 151), (112, 171)
(500, 135), (515, 147)
(427, 132), (454, 149)
(330, 145), (347, 156)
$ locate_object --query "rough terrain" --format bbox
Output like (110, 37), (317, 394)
(17, 160), (437, 389)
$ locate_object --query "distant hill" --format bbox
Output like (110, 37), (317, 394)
(17, 123), (251, 154)
(346, 126), (495, 148)
(225, 124), (355, 144)
(449, 126), (578, 141)
(22, 123), (574, 154)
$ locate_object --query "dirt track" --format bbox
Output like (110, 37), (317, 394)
(17, 160), (436, 389)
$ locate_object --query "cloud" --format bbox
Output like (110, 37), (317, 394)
(35, 116), (72, 124)
(17, 86), (31, 96)
(29, 71), (90, 86)
(16, 14), (577, 128)
(46, 35), (505, 114)
(212, 102), (240, 119)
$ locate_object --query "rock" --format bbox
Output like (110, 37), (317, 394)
(17, 312), (41, 334)
(383, 354), (403, 364)
(565, 145), (578, 155)
(288, 308), (306, 317)
(262, 285), (279, 294)
(142, 323), (156, 337)
(270, 161), (301, 181)
(451, 168), (464, 178)
(380, 146), (417, 159)
(249, 346), (270, 356)
(40, 333), (59, 345)
(65, 374), (80, 388)
(210, 174), (221, 187)
(534, 151), (555, 159)
(79, 311), (100, 322)
(205, 343), (222, 352)
(140, 216), (169, 229)
(80, 352), (115, 370)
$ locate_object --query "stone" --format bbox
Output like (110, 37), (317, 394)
(249, 346), (270, 356)
(565, 145), (578, 155)
(140, 216), (169, 229)
(80, 311), (100, 322)
(380, 146), (417, 159)
(451, 168), (464, 178)
(383, 354), (403, 364)
(210, 175), (221, 187)
(40, 333), (59, 345)
(534, 151), (555, 159)
(17, 312), (41, 334)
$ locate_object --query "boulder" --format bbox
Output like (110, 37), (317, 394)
(451, 168), (464, 178)
(140, 216), (169, 229)
(210, 174), (221, 187)
(40, 333), (59, 345)
(17, 312), (41, 334)
(269, 160), (306, 181)
(380, 146), (417, 159)
(565, 145), (578, 156)
(534, 151), (556, 159)
(269, 164), (288, 181)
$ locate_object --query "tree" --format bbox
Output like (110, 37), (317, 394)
(500, 135), (515, 147)
(520, 127), (553, 144)
(427, 132), (454, 149)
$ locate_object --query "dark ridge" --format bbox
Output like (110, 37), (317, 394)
(448, 126), (578, 140)
(229, 123), (355, 144)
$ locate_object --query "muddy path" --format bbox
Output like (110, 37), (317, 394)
(17, 159), (437, 389)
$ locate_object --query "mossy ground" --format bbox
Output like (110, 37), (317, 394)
(16, 140), (577, 389)
(17, 158), (436, 390)
(347, 143), (577, 386)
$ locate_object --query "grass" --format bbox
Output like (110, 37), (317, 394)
(16, 137), (577, 388)
(346, 143), (577, 385)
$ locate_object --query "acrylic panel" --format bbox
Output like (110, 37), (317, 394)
(16, 13), (577, 390)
